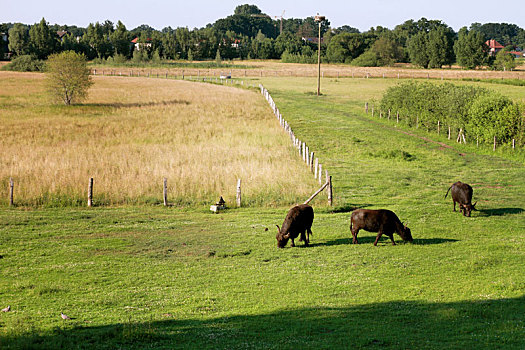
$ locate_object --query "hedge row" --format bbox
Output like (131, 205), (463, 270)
(380, 81), (524, 145)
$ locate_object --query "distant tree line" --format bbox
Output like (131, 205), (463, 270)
(1, 5), (524, 70)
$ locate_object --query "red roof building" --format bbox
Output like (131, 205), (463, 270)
(486, 39), (504, 56)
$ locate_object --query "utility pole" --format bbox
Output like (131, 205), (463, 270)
(314, 14), (325, 96)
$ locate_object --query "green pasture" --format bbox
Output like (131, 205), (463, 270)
(1, 76), (524, 349)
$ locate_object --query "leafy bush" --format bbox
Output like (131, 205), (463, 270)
(1, 55), (44, 72)
(281, 50), (317, 64)
(468, 94), (523, 144)
(380, 81), (524, 146)
(351, 50), (378, 67)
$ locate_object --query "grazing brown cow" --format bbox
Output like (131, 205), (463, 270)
(276, 204), (314, 248)
(445, 181), (477, 217)
(350, 209), (413, 246)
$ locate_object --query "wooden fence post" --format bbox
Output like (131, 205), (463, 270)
(396, 112), (399, 123)
(512, 139), (515, 149)
(438, 120), (440, 134)
(9, 178), (14, 206)
(448, 126), (451, 140)
(87, 178), (93, 207)
(493, 136), (497, 151)
(314, 158), (319, 179)
(310, 152), (314, 172)
(326, 173), (333, 206)
(318, 164), (323, 184)
(163, 178), (168, 206)
(365, 102), (368, 114)
(236, 179), (242, 207)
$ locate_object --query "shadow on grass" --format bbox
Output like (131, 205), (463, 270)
(477, 207), (524, 217)
(3, 297), (524, 349)
(85, 100), (191, 109)
(308, 236), (457, 247)
(327, 204), (372, 214)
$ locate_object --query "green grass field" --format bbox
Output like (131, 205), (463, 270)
(1, 73), (524, 349)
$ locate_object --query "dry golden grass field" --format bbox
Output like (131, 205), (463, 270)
(0, 71), (318, 206)
(90, 59), (525, 80)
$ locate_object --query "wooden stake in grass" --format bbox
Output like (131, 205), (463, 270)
(236, 179), (242, 207)
(163, 178), (168, 206)
(9, 178), (14, 206)
(437, 121), (440, 134)
(365, 102), (368, 114)
(327, 172), (334, 206)
(87, 178), (93, 207)
(493, 136), (497, 151)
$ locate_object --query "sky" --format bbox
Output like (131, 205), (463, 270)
(2, 0), (524, 32)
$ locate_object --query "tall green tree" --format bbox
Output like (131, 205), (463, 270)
(370, 34), (404, 66)
(407, 24), (455, 68)
(8, 23), (29, 56)
(45, 51), (93, 105)
(427, 26), (455, 68)
(28, 18), (58, 59)
(454, 26), (488, 69)
(274, 32), (303, 56)
(110, 21), (130, 57)
(492, 50), (517, 71)
(84, 22), (112, 59)
(234, 4), (262, 15)
(175, 27), (191, 59)
(407, 31), (429, 68)
(326, 33), (369, 63)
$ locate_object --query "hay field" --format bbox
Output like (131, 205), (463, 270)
(91, 59), (525, 80)
(0, 72), (318, 206)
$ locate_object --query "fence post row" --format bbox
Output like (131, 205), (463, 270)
(260, 84), (332, 205)
(366, 101), (521, 151)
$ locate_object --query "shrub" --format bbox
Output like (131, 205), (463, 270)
(351, 50), (378, 67)
(1, 55), (44, 72)
(380, 81), (523, 145)
(468, 94), (523, 144)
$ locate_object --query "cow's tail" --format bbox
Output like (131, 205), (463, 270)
(444, 185), (452, 199)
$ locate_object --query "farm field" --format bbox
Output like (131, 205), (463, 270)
(89, 59), (525, 81)
(0, 72), (318, 207)
(1, 71), (525, 349)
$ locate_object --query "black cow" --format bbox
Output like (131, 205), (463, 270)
(445, 181), (477, 217)
(276, 204), (314, 248)
(350, 209), (413, 246)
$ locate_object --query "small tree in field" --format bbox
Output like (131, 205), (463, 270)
(46, 51), (93, 105)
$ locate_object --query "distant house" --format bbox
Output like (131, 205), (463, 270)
(131, 37), (152, 51)
(486, 39), (504, 56)
(509, 51), (525, 58)
(231, 39), (241, 48)
(57, 30), (69, 41)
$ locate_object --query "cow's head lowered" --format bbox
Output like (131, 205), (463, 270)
(399, 223), (413, 242)
(276, 225), (290, 248)
(460, 201), (477, 217)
